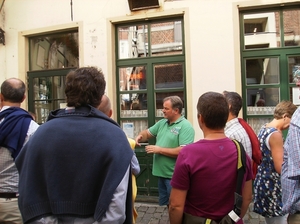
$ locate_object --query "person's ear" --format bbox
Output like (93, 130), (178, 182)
(108, 109), (113, 118)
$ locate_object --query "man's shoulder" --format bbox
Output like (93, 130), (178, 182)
(176, 116), (193, 126)
(291, 108), (300, 125)
(226, 119), (245, 134)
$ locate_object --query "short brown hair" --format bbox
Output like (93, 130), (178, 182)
(197, 92), (229, 129)
(65, 67), (106, 108)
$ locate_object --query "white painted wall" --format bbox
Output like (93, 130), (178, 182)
(0, 0), (297, 140)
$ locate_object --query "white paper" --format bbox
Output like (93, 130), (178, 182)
(123, 122), (134, 139)
(292, 87), (300, 105)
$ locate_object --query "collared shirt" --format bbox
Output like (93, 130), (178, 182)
(148, 116), (195, 178)
(0, 106), (39, 193)
(282, 107), (300, 214)
(225, 117), (252, 158)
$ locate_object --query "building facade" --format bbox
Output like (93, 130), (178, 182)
(0, 0), (299, 199)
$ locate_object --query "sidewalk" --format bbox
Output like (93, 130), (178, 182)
(134, 202), (266, 224)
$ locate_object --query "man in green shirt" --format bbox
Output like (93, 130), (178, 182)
(135, 96), (195, 206)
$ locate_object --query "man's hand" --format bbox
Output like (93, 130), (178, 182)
(145, 145), (160, 154)
(135, 134), (143, 146)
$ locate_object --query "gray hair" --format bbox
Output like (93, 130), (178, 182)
(163, 96), (183, 114)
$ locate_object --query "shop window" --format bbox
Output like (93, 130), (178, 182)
(116, 16), (186, 198)
(27, 30), (79, 124)
(117, 17), (186, 139)
(240, 6), (300, 134)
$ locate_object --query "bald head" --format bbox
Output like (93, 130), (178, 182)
(0, 78), (26, 105)
(98, 95), (112, 117)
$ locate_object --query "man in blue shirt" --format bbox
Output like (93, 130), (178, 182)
(0, 78), (39, 223)
(281, 69), (300, 224)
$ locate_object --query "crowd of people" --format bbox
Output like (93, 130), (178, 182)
(0, 66), (300, 224)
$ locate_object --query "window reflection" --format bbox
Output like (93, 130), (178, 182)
(120, 93), (147, 112)
(245, 57), (279, 85)
(283, 9), (300, 47)
(150, 21), (182, 56)
(118, 20), (183, 59)
(244, 12), (280, 49)
(32, 76), (66, 124)
(119, 66), (146, 91)
(288, 56), (300, 83)
(249, 88), (279, 106)
(154, 63), (183, 89)
(29, 32), (79, 71)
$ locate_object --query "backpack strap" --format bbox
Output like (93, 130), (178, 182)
(231, 139), (247, 219)
(232, 139), (246, 194)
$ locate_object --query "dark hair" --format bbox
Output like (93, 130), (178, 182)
(0, 78), (26, 103)
(223, 91), (242, 117)
(197, 92), (229, 129)
(65, 67), (106, 107)
(163, 96), (183, 114)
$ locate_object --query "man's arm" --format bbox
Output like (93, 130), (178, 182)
(131, 153), (140, 176)
(98, 166), (130, 223)
(145, 145), (183, 158)
(240, 179), (252, 218)
(169, 187), (187, 224)
(135, 129), (153, 146)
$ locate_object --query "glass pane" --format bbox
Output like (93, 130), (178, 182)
(29, 32), (79, 71)
(290, 87), (300, 106)
(120, 120), (148, 139)
(243, 11), (280, 49)
(246, 88), (279, 115)
(52, 76), (66, 100)
(118, 25), (148, 59)
(245, 57), (279, 85)
(283, 9), (300, 47)
(150, 20), (183, 56)
(33, 76), (66, 101)
(33, 77), (51, 101)
(288, 56), (300, 83)
(119, 66), (146, 91)
(247, 117), (272, 134)
(120, 93), (148, 116)
(154, 63), (183, 89)
(34, 99), (66, 124)
(155, 91), (185, 116)
(34, 101), (51, 124)
(32, 76), (66, 124)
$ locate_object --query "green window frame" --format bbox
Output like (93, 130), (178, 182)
(240, 5), (300, 134)
(115, 16), (187, 198)
(27, 30), (79, 124)
(116, 17), (187, 142)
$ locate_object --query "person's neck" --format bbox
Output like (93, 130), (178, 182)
(168, 114), (181, 124)
(2, 102), (21, 108)
(203, 129), (226, 140)
(266, 119), (282, 131)
(227, 113), (236, 122)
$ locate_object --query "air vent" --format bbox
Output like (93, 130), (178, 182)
(128, 0), (159, 11)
